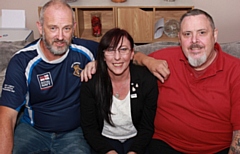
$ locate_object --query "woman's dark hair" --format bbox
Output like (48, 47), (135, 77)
(95, 28), (134, 126)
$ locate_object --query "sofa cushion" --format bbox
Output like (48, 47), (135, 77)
(0, 41), (29, 97)
(0, 69), (6, 96)
(0, 41), (29, 72)
(134, 42), (179, 55)
(219, 42), (240, 58)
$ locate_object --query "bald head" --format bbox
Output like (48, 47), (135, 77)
(39, 0), (75, 26)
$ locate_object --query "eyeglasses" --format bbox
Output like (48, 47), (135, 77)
(104, 47), (131, 55)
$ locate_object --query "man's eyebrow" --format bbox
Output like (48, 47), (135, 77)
(197, 28), (207, 31)
(64, 24), (73, 27)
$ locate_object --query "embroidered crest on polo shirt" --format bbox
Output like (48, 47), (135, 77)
(71, 62), (82, 77)
(37, 72), (53, 90)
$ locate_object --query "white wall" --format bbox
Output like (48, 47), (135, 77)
(1, 0), (240, 43)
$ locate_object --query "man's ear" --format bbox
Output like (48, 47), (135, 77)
(36, 21), (43, 36)
(178, 32), (182, 46)
(73, 22), (77, 30)
(213, 28), (218, 43)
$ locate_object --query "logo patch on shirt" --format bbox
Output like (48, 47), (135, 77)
(71, 62), (82, 77)
(37, 72), (53, 90)
(2, 84), (15, 93)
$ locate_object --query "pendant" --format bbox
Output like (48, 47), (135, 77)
(115, 93), (119, 98)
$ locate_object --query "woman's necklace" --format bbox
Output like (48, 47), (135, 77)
(113, 81), (129, 99)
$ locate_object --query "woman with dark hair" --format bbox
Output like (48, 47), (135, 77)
(80, 28), (158, 154)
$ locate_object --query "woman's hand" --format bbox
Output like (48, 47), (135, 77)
(81, 61), (97, 82)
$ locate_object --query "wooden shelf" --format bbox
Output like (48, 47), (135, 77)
(39, 0), (194, 43)
(80, 29), (109, 42)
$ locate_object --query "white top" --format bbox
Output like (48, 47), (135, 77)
(102, 91), (137, 142)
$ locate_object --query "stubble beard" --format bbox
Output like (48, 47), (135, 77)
(42, 31), (70, 55)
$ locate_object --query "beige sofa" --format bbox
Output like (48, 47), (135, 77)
(0, 41), (240, 96)
(0, 41), (30, 96)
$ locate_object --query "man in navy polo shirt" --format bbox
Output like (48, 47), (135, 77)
(0, 0), (98, 153)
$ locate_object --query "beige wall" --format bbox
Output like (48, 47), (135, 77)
(1, 0), (240, 43)
(0, 0), (43, 39)
(192, 0), (240, 43)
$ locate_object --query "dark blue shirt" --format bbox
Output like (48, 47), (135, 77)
(0, 38), (98, 132)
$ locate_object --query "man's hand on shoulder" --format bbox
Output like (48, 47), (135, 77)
(145, 57), (170, 83)
(133, 51), (170, 83)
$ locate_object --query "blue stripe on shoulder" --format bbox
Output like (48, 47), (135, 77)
(27, 58), (41, 85)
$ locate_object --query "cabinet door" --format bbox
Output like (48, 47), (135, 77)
(117, 8), (153, 43)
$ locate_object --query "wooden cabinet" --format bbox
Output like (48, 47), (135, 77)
(117, 7), (153, 43)
(39, 0), (193, 43)
(75, 7), (116, 42)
